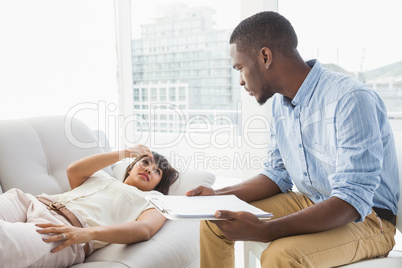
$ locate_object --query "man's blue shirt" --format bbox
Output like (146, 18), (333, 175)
(261, 60), (399, 222)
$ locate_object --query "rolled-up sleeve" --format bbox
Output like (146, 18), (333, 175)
(330, 90), (383, 222)
(260, 115), (293, 193)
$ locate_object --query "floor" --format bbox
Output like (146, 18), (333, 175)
(212, 176), (402, 268)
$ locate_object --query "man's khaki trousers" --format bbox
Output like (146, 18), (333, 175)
(200, 191), (396, 268)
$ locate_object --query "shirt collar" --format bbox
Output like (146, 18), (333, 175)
(282, 59), (323, 108)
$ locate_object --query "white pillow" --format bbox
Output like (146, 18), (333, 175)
(112, 159), (132, 182)
(111, 159), (215, 195)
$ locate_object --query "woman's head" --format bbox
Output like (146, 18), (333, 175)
(123, 151), (179, 194)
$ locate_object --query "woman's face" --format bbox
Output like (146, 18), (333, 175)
(124, 157), (163, 191)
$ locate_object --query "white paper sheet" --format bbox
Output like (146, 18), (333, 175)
(145, 195), (273, 220)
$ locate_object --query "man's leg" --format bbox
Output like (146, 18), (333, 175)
(260, 211), (395, 267)
(200, 220), (235, 268)
(200, 191), (310, 268)
(252, 192), (396, 268)
(200, 191), (395, 267)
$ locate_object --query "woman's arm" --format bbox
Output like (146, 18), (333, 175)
(89, 209), (166, 244)
(67, 145), (152, 189)
(36, 208), (166, 253)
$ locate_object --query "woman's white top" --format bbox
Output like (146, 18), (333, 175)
(43, 170), (161, 248)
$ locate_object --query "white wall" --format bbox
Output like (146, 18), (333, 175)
(0, 0), (119, 133)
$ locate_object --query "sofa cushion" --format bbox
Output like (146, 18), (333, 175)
(85, 220), (201, 268)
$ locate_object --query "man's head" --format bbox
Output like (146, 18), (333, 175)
(229, 11), (298, 57)
(230, 11), (299, 105)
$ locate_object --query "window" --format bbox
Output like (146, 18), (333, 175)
(279, 0), (402, 130)
(150, 88), (157, 101)
(169, 87), (176, 102)
(141, 88), (148, 101)
(126, 0), (402, 179)
(133, 88), (139, 101)
(179, 87), (186, 102)
(159, 88), (167, 101)
(130, 0), (243, 178)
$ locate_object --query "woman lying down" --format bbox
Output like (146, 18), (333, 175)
(0, 145), (179, 267)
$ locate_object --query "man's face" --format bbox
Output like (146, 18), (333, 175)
(230, 43), (274, 105)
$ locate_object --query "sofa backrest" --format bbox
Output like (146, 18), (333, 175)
(0, 116), (111, 195)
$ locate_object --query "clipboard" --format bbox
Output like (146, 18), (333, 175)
(145, 194), (273, 220)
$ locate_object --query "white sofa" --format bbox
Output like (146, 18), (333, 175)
(244, 132), (402, 267)
(0, 116), (215, 268)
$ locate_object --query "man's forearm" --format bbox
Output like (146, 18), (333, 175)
(216, 174), (281, 202)
(259, 196), (360, 242)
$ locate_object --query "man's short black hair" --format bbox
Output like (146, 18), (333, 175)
(230, 11), (298, 57)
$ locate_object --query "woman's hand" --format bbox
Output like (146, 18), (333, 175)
(36, 223), (92, 253)
(125, 144), (153, 159)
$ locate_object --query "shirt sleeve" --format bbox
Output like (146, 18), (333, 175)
(260, 114), (293, 193)
(330, 90), (383, 222)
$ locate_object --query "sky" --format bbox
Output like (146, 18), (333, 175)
(131, 0), (241, 33)
(131, 0), (402, 72)
(279, 0), (402, 72)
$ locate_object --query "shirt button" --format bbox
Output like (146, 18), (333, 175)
(315, 195), (320, 200)
(299, 144), (302, 148)
(303, 172), (308, 176)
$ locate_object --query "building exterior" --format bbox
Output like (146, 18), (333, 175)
(131, 3), (240, 133)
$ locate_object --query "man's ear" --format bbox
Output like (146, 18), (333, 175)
(260, 47), (272, 69)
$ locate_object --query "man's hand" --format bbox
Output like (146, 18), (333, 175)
(211, 196), (360, 243)
(211, 210), (270, 242)
(185, 185), (217, 196)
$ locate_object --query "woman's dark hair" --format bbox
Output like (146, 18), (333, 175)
(229, 11), (298, 57)
(123, 151), (179, 195)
